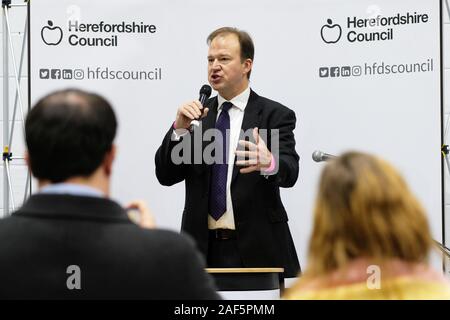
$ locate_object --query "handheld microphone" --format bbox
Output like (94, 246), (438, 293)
(312, 150), (336, 162)
(189, 84), (212, 132)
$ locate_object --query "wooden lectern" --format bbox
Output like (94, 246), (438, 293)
(206, 268), (285, 298)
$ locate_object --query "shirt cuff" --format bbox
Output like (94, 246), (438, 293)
(171, 121), (189, 141)
(262, 154), (276, 174)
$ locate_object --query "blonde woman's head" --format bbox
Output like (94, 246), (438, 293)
(306, 151), (432, 277)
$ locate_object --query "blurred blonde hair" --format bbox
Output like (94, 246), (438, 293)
(305, 151), (433, 278)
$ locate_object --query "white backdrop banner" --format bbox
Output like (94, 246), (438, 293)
(30, 0), (443, 267)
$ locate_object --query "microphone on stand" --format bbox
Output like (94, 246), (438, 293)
(312, 150), (336, 162)
(189, 84), (212, 132)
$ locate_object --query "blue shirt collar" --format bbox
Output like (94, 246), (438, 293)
(39, 183), (105, 198)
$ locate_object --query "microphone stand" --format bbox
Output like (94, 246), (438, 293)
(442, 145), (450, 178)
(443, 112), (450, 183)
(442, 113), (450, 257)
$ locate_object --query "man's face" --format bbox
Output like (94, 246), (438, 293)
(207, 33), (252, 100)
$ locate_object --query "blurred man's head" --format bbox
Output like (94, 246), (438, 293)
(25, 89), (117, 192)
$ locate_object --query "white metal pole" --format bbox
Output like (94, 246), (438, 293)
(9, 16), (28, 149)
(4, 159), (15, 211)
(3, 4), (10, 217)
(5, 7), (26, 138)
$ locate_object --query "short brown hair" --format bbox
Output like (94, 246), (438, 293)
(207, 27), (254, 79)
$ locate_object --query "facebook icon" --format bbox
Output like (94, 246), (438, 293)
(330, 67), (340, 77)
(51, 69), (61, 79)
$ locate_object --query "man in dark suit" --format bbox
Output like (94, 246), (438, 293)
(155, 27), (300, 278)
(0, 89), (219, 299)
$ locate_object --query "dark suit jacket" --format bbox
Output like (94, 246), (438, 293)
(155, 90), (300, 277)
(0, 194), (219, 299)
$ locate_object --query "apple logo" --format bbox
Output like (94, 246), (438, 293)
(41, 20), (63, 46)
(320, 19), (342, 44)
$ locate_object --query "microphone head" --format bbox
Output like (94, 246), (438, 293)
(199, 84), (212, 98)
(312, 150), (324, 162)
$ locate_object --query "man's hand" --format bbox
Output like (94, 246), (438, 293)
(235, 127), (273, 174)
(174, 100), (209, 129)
(126, 200), (156, 229)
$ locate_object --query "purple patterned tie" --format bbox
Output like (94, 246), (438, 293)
(209, 102), (232, 221)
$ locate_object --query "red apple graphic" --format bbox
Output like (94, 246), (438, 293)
(41, 20), (63, 46)
(320, 19), (342, 44)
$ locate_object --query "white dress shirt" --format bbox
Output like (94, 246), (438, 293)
(170, 87), (251, 230)
(208, 86), (250, 230)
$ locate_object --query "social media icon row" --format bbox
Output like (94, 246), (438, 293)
(319, 66), (362, 78)
(39, 68), (84, 80)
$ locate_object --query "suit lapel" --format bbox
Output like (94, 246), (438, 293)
(201, 96), (218, 159)
(231, 90), (261, 185)
(200, 97), (218, 181)
(202, 97), (218, 133)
